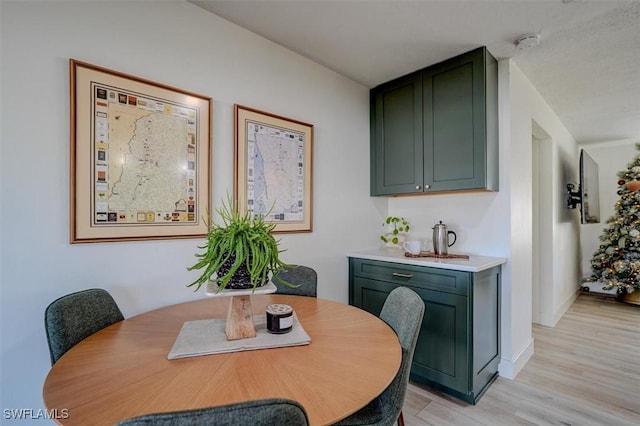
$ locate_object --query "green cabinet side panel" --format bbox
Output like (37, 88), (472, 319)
(471, 267), (501, 397)
(484, 50), (499, 191)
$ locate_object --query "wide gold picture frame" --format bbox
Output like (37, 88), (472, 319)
(70, 59), (212, 243)
(234, 105), (313, 233)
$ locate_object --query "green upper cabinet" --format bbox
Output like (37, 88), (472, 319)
(371, 46), (498, 196)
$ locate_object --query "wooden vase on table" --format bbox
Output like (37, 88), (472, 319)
(207, 280), (276, 341)
(225, 295), (256, 340)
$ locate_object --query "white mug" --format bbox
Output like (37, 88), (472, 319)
(402, 240), (422, 255)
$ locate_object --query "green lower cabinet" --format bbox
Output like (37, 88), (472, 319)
(349, 257), (501, 404)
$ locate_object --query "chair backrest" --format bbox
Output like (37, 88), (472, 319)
(45, 288), (124, 365)
(378, 286), (425, 424)
(115, 398), (309, 426)
(272, 265), (317, 297)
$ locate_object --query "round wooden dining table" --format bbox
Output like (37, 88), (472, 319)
(42, 294), (401, 425)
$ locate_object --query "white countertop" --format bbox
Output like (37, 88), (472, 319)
(347, 248), (506, 273)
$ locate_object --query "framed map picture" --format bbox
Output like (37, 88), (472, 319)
(234, 105), (313, 233)
(70, 59), (212, 243)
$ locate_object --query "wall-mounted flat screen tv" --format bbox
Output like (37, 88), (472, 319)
(579, 150), (600, 224)
(567, 149), (600, 224)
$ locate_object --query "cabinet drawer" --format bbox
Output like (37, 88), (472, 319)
(351, 258), (470, 295)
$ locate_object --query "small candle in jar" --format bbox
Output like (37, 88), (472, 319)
(265, 304), (293, 334)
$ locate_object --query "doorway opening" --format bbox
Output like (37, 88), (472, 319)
(532, 122), (553, 325)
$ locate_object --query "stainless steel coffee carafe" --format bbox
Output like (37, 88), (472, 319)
(432, 221), (457, 255)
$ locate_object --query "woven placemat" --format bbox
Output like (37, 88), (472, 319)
(404, 252), (470, 260)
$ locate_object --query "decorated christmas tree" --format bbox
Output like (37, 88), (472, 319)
(590, 144), (640, 295)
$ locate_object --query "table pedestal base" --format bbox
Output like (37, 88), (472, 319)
(225, 295), (256, 340)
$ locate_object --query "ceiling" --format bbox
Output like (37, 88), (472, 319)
(191, 0), (639, 144)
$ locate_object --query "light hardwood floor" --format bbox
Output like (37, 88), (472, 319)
(402, 293), (640, 425)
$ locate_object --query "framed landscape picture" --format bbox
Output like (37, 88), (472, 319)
(70, 59), (212, 243)
(234, 105), (313, 233)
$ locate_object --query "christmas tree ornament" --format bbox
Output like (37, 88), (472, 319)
(618, 179), (626, 185)
(627, 180), (640, 192)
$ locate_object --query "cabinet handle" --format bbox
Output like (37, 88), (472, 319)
(415, 185), (421, 190)
(392, 272), (413, 279)
(424, 184), (431, 190)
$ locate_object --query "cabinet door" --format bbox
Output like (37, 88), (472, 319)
(351, 277), (398, 316)
(370, 71), (423, 196)
(423, 48), (487, 191)
(409, 285), (470, 394)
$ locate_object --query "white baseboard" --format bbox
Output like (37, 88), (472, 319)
(498, 337), (534, 380)
(550, 289), (579, 326)
(536, 287), (581, 327)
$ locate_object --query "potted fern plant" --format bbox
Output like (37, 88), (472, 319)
(187, 196), (289, 292)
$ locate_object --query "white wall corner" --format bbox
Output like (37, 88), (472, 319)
(550, 287), (580, 326)
(538, 286), (580, 327)
(498, 337), (534, 380)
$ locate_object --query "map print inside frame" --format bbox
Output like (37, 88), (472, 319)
(234, 105), (313, 233)
(70, 60), (212, 243)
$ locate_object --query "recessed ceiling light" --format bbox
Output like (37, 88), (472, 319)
(516, 34), (541, 50)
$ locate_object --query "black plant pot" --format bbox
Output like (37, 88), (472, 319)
(216, 254), (268, 290)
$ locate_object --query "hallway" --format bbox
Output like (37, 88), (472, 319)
(403, 293), (640, 425)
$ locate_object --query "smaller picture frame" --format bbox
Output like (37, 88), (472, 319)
(234, 105), (313, 233)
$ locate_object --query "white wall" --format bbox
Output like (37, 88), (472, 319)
(580, 140), (639, 287)
(0, 1), (386, 419)
(388, 60), (581, 379)
(505, 60), (581, 373)
(510, 61), (581, 324)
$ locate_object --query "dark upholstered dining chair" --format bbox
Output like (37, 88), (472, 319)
(44, 288), (124, 365)
(115, 398), (309, 426)
(272, 265), (317, 297)
(333, 286), (425, 426)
